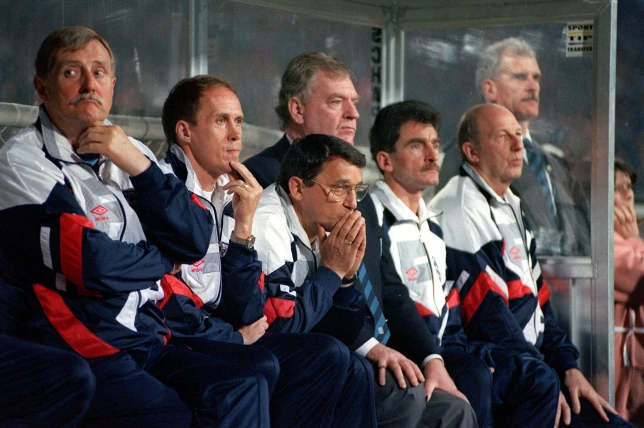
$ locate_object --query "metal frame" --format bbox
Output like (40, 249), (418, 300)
(227, 0), (618, 400)
(189, 0), (209, 76)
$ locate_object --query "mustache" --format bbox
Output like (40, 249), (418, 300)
(70, 93), (104, 106)
(420, 162), (440, 172)
(523, 93), (539, 102)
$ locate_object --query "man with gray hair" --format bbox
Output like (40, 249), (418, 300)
(244, 52), (360, 188)
(438, 37), (590, 256)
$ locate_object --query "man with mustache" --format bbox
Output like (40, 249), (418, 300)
(430, 104), (632, 427)
(0, 26), (273, 426)
(244, 52), (360, 187)
(438, 37), (590, 256)
(357, 100), (486, 427)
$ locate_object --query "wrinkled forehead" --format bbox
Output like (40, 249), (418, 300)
(316, 157), (363, 183)
(54, 39), (114, 72)
(497, 52), (540, 75)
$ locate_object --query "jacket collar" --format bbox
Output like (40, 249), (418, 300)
(38, 104), (110, 164)
(273, 184), (316, 251)
(371, 179), (439, 224)
(461, 162), (523, 215)
(164, 143), (230, 200)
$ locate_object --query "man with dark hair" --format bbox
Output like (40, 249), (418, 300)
(0, 26), (273, 426)
(160, 75), (377, 428)
(360, 100), (487, 428)
(431, 103), (632, 428)
(254, 134), (472, 427)
(244, 52), (360, 187)
(257, 134), (369, 334)
(438, 37), (590, 256)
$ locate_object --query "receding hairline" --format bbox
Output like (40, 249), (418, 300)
(300, 67), (355, 103)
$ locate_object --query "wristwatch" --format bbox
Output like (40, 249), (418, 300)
(230, 232), (255, 248)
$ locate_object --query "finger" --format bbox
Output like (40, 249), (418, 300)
(424, 380), (435, 401)
(230, 161), (261, 188)
(317, 224), (328, 245)
(562, 396), (571, 426)
(377, 363), (387, 386)
(392, 364), (407, 389)
(452, 389), (470, 404)
(222, 179), (250, 192)
(400, 361), (419, 387)
(569, 389), (581, 415)
(327, 211), (353, 241)
(589, 397), (609, 422)
(554, 396), (561, 428)
(345, 216), (365, 243)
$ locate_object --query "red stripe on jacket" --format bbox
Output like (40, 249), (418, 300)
(33, 283), (119, 358)
(190, 193), (208, 210)
(538, 282), (551, 307)
(461, 272), (509, 326)
(507, 279), (534, 300)
(414, 302), (435, 317)
(446, 287), (460, 308)
(264, 297), (295, 325)
(59, 213), (100, 298)
(158, 274), (205, 309)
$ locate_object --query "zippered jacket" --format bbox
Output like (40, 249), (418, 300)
(369, 180), (467, 352)
(252, 184), (364, 340)
(429, 163), (579, 375)
(155, 144), (267, 344)
(0, 106), (212, 364)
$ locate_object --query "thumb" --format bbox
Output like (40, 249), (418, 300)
(317, 224), (327, 244)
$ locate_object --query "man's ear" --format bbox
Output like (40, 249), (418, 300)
(288, 97), (306, 126)
(33, 76), (48, 102)
(288, 176), (305, 201)
(461, 141), (480, 165)
(376, 151), (393, 173)
(175, 120), (191, 146)
(481, 79), (497, 103)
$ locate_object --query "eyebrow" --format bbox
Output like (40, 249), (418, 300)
(405, 137), (440, 145)
(328, 92), (361, 102)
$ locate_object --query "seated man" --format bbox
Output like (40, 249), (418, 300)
(364, 100), (490, 427)
(159, 75), (376, 428)
(0, 26), (271, 427)
(430, 103), (632, 428)
(244, 51), (360, 187)
(254, 134), (475, 428)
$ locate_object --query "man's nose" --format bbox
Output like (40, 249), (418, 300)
(513, 134), (524, 151)
(343, 189), (358, 210)
(526, 76), (540, 92)
(79, 69), (96, 93)
(425, 144), (439, 162)
(228, 122), (241, 141)
(344, 100), (360, 120)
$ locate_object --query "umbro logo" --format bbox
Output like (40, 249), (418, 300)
(90, 205), (108, 221)
(405, 267), (418, 281)
(191, 259), (204, 273)
(509, 247), (521, 260)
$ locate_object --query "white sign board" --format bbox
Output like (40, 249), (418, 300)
(566, 22), (594, 57)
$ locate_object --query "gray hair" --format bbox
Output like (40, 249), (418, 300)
(275, 52), (354, 130)
(475, 37), (536, 95)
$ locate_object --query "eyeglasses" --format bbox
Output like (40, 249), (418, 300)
(310, 179), (369, 202)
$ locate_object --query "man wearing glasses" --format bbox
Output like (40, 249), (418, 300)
(253, 133), (369, 335)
